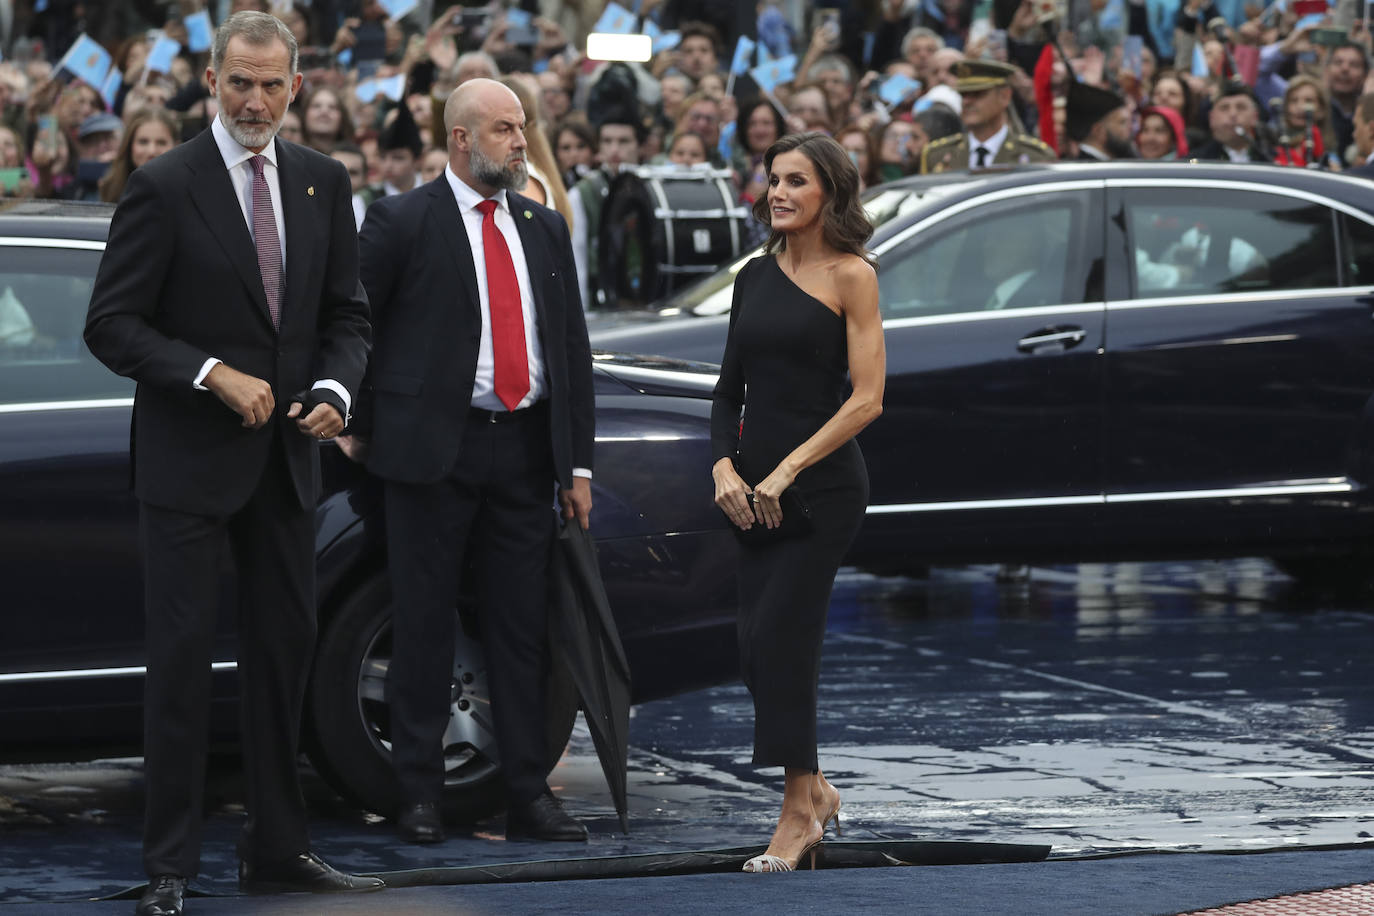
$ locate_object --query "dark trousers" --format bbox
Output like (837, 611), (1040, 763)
(385, 403), (556, 808)
(139, 440), (315, 879)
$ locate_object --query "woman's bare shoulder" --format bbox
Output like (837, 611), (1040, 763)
(833, 253), (877, 286)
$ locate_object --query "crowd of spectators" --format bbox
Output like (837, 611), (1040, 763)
(1, 0), (1372, 298)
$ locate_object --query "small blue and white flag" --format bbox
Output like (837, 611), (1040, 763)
(145, 33), (181, 75)
(99, 69), (122, 109)
(592, 2), (636, 35)
(57, 34), (111, 89)
(730, 35), (756, 75)
(184, 10), (213, 53)
(750, 54), (796, 93)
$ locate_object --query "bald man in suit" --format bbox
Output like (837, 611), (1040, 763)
(352, 78), (594, 846)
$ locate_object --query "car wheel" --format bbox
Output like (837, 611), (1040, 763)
(306, 573), (578, 823)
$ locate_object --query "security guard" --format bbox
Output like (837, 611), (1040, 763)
(920, 59), (1055, 173)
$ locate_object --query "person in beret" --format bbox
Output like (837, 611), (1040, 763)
(1192, 82), (1271, 163)
(920, 59), (1055, 174)
(1065, 80), (1133, 161)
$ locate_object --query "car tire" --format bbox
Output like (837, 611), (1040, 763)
(306, 573), (579, 823)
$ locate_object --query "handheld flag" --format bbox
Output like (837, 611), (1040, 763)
(145, 34), (181, 75)
(184, 10), (213, 53)
(377, 0), (419, 19)
(1191, 42), (1209, 77)
(750, 54), (796, 93)
(99, 69), (121, 110)
(56, 34), (111, 89)
(730, 35), (756, 75)
(878, 73), (922, 107)
(592, 2), (636, 35)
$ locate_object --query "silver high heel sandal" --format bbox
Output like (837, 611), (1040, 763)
(742, 839), (821, 873)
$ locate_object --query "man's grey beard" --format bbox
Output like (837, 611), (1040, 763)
(221, 109), (285, 151)
(470, 141), (527, 190)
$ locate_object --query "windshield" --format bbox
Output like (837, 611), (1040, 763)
(654, 179), (973, 317)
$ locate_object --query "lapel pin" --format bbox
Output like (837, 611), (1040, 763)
(523, 209), (532, 220)
(307, 186), (315, 196)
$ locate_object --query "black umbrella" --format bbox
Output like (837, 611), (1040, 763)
(550, 519), (632, 832)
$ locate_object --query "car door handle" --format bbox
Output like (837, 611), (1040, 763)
(1017, 326), (1086, 353)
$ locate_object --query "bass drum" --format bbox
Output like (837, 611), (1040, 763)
(596, 164), (750, 310)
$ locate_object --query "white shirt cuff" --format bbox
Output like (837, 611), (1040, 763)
(193, 357), (222, 390)
(572, 467), (592, 479)
(311, 379), (352, 420)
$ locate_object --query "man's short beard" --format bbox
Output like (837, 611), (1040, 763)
(470, 141), (527, 190)
(1104, 131), (1136, 160)
(221, 110), (284, 151)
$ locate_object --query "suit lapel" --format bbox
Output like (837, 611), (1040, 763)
(508, 192), (550, 330)
(184, 129), (272, 324)
(426, 178), (481, 320)
(276, 138), (314, 329)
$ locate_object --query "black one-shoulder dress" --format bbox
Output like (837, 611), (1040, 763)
(710, 255), (870, 771)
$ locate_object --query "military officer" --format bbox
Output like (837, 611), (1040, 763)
(921, 59), (1055, 174)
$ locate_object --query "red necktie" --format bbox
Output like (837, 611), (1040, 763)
(249, 155), (282, 329)
(476, 199), (529, 411)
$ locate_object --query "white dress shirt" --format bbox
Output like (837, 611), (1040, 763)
(193, 117), (350, 417)
(445, 166), (590, 480)
(445, 165), (546, 411)
(967, 124), (1008, 169)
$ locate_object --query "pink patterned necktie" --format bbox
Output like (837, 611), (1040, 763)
(249, 155), (282, 329)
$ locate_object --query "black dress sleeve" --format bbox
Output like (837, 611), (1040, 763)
(710, 257), (755, 464)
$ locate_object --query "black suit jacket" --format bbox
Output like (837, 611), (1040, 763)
(356, 177), (593, 487)
(85, 128), (371, 515)
(1345, 161), (1374, 180)
(1192, 138), (1271, 163)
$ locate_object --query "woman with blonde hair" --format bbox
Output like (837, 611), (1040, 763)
(499, 74), (575, 230)
(1273, 75), (1339, 169)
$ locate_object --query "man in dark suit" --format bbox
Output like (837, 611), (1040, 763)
(351, 78), (594, 845)
(83, 13), (377, 916)
(1346, 93), (1374, 179)
(1192, 83), (1271, 163)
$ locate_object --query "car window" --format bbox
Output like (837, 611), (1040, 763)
(1123, 188), (1337, 300)
(0, 244), (131, 405)
(878, 191), (1091, 318)
(1341, 212), (1374, 287)
(668, 183), (958, 318)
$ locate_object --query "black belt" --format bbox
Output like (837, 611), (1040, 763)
(468, 400), (546, 424)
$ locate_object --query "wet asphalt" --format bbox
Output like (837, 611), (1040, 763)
(3, 559), (1374, 912)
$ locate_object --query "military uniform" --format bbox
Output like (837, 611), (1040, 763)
(920, 131), (1056, 173)
(919, 59), (1056, 174)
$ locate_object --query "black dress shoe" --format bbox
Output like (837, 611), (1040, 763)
(397, 801), (445, 844)
(135, 875), (186, 916)
(238, 852), (385, 895)
(506, 789), (589, 841)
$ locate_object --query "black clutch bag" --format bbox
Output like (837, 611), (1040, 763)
(733, 487), (813, 544)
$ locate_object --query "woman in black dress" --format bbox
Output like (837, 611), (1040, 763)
(711, 133), (886, 873)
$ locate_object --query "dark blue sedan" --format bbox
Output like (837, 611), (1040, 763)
(590, 163), (1374, 581)
(0, 202), (734, 820)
